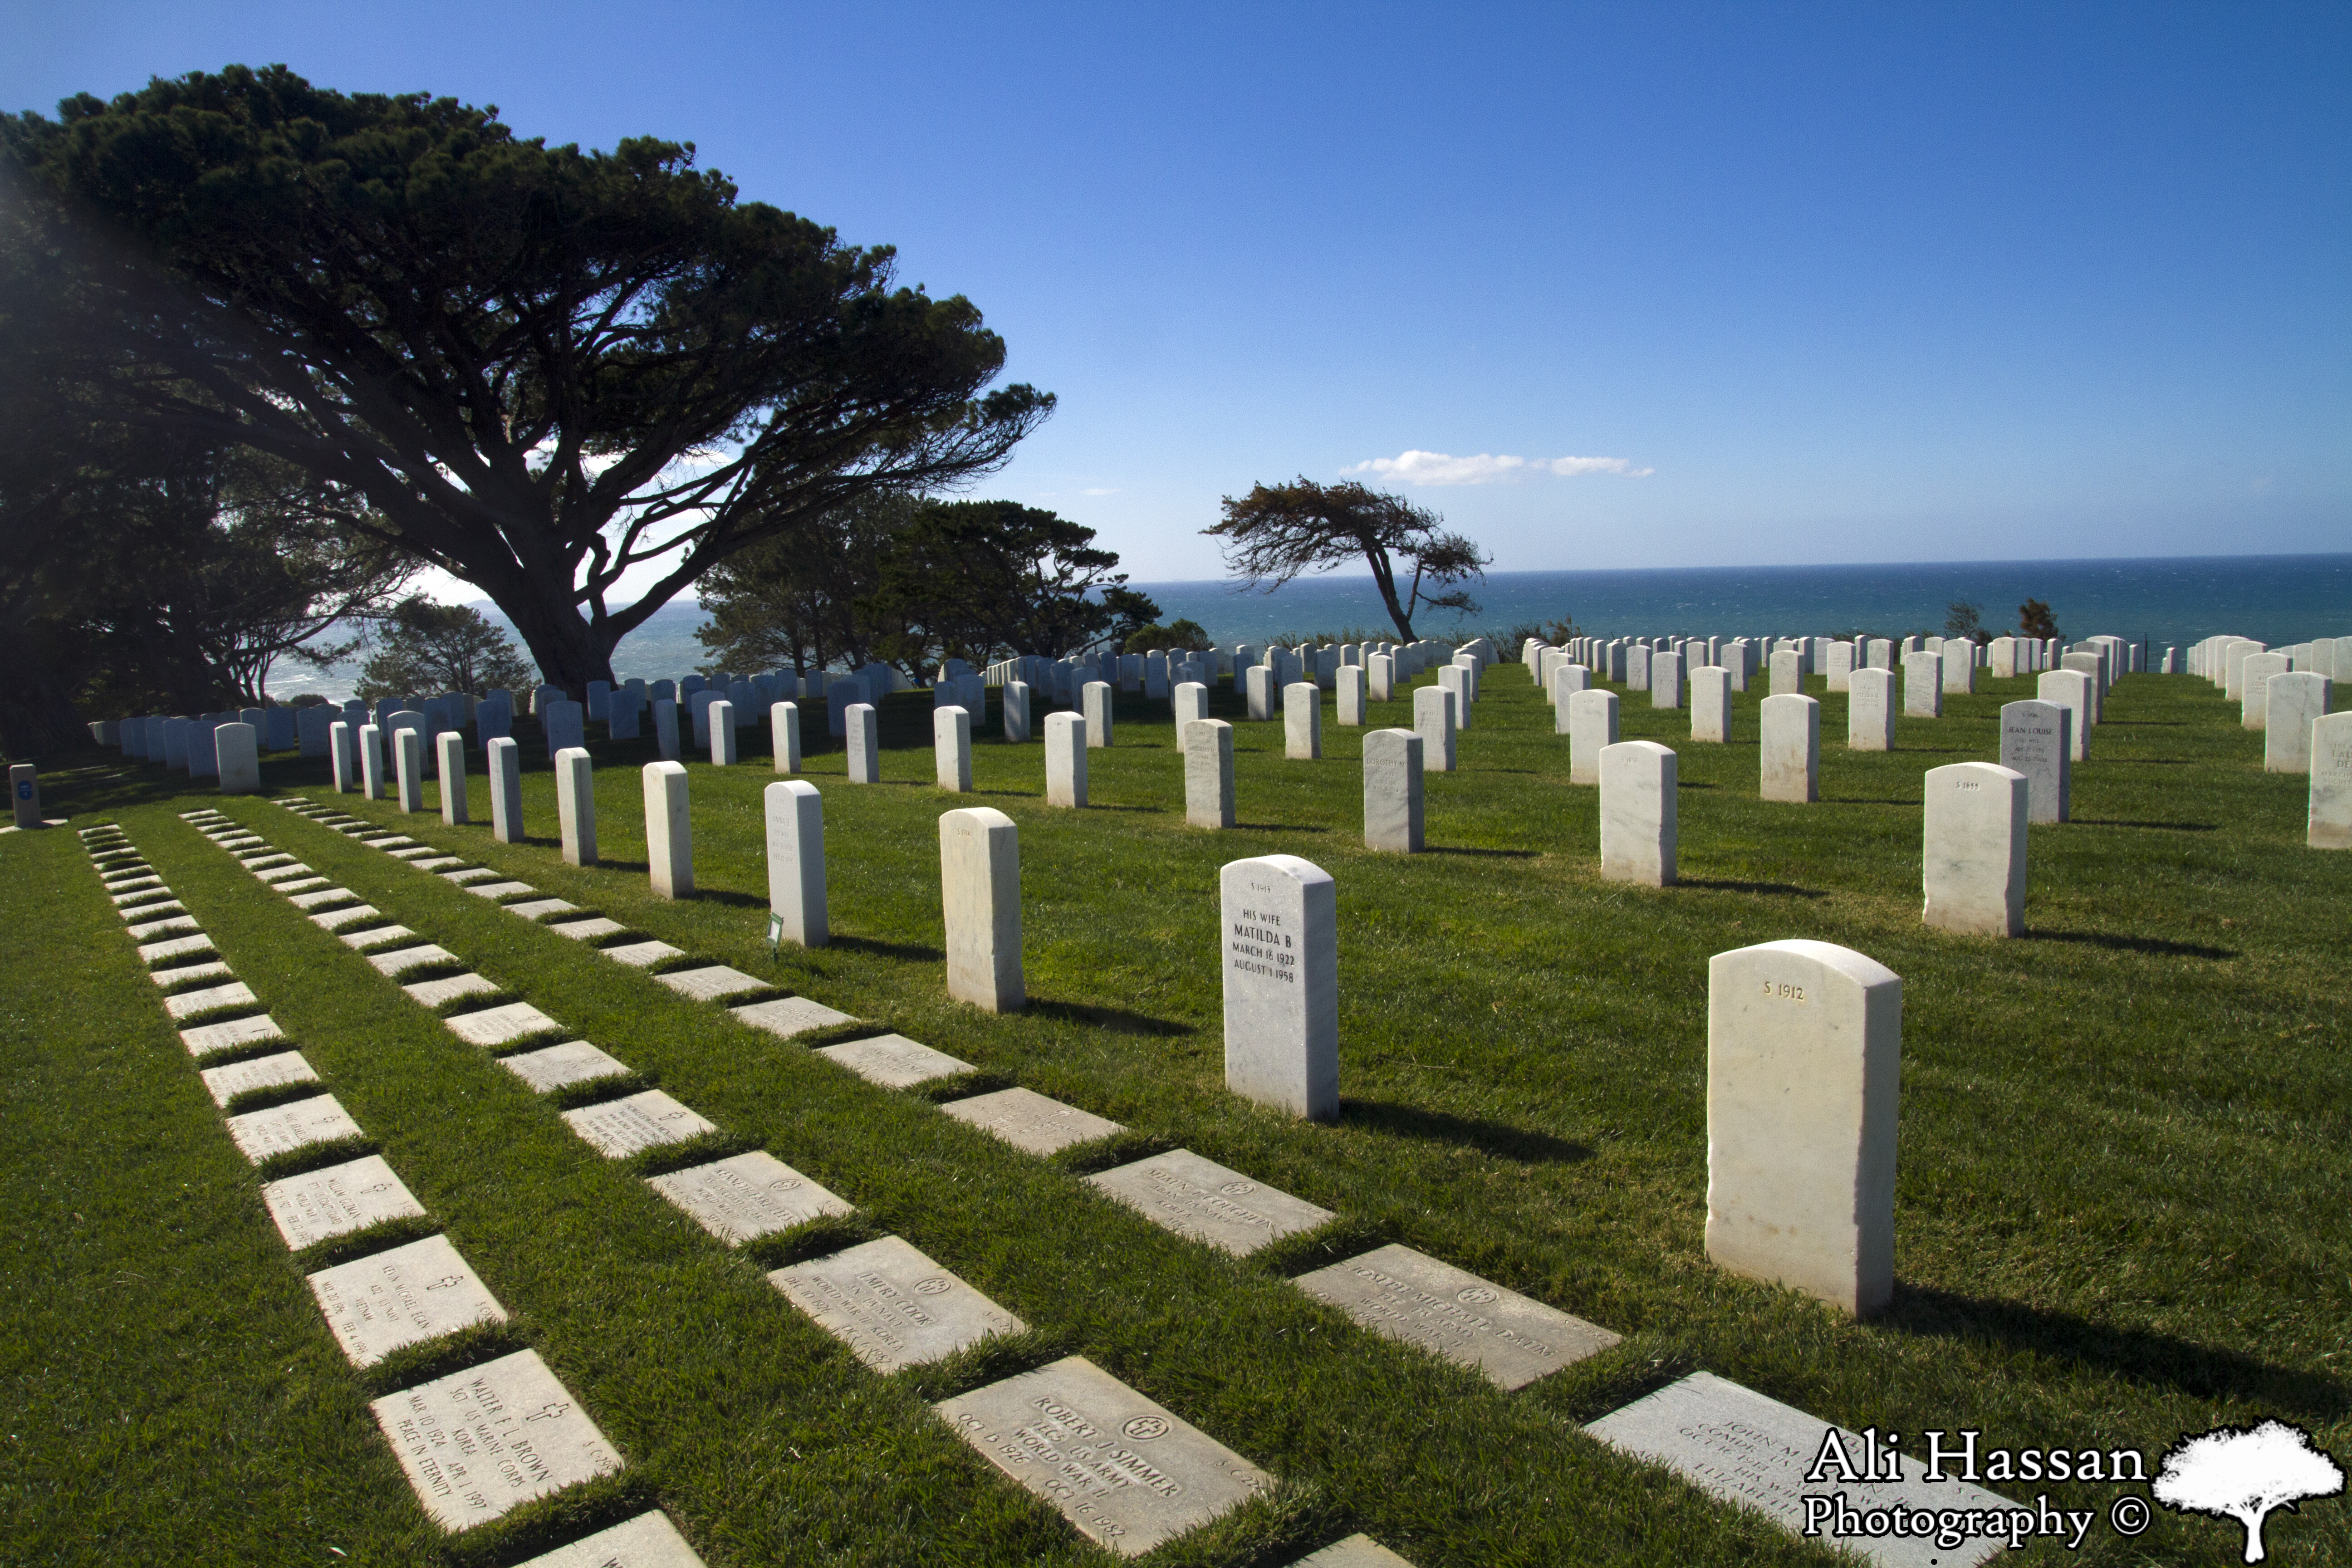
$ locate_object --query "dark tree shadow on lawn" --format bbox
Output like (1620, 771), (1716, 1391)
(828, 933), (946, 963)
(2024, 928), (2234, 959)
(1884, 1284), (2348, 1419)
(1025, 997), (1193, 1037)
(1340, 1100), (1592, 1165)
(1678, 877), (1827, 898)
(1676, 780), (1718, 789)
(2073, 818), (2219, 832)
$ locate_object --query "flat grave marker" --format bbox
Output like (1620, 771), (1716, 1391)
(548, 917), (628, 942)
(225, 1093), (364, 1162)
(603, 940), (687, 968)
(368, 944), (459, 978)
(514, 1512), (706, 1568)
(403, 973), (503, 1009)
(649, 1150), (854, 1244)
(500, 1040), (632, 1093)
(163, 980), (258, 1020)
(1292, 1538), (1417, 1568)
(369, 1348), (622, 1532)
(181, 1014), (287, 1058)
(446, 1001), (564, 1049)
(309, 1233), (508, 1366)
(1293, 1243), (1619, 1390)
(731, 996), (853, 1039)
(936, 1355), (1274, 1557)
(199, 1050), (320, 1107)
(655, 965), (766, 1002)
(1586, 1371), (2008, 1568)
(561, 1090), (717, 1157)
(940, 1087), (1126, 1155)
(261, 1154), (427, 1250)
(769, 1234), (1022, 1371)
(1085, 1148), (1334, 1256)
(816, 1033), (974, 1088)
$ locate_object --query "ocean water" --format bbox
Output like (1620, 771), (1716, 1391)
(266, 553), (2352, 701)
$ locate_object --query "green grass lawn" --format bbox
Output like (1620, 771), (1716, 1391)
(4, 662), (2346, 1566)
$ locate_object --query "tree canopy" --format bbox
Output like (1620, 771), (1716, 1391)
(353, 598), (536, 702)
(2, 65), (1051, 692)
(1204, 478), (1488, 641)
(2019, 598), (2063, 641)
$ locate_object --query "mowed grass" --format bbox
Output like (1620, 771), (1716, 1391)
(4, 662), (2347, 1567)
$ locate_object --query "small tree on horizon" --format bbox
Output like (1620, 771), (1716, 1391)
(2019, 598), (2063, 641)
(1944, 600), (1989, 643)
(1204, 478), (1489, 642)
(354, 598), (536, 701)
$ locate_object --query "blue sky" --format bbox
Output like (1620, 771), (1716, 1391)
(8, 1), (2346, 593)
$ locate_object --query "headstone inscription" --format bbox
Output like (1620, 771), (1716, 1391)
(769, 1235), (1024, 1372)
(941, 806), (1023, 1013)
(1706, 939), (1900, 1316)
(651, 1150), (853, 1244)
(2264, 671), (2331, 774)
(1294, 1243), (1620, 1390)
(1586, 1372), (2009, 1568)
(1998, 700), (2070, 823)
(763, 780), (827, 948)
(940, 1086), (1125, 1156)
(1085, 1148), (1334, 1255)
(261, 1154), (427, 1250)
(2310, 711), (2352, 848)
(1846, 668), (1895, 751)
(563, 1090), (717, 1157)
(935, 1356), (1275, 1557)
(368, 1349), (622, 1531)
(1362, 729), (1423, 853)
(1220, 854), (1339, 1121)
(816, 1033), (974, 1088)
(308, 1233), (508, 1367)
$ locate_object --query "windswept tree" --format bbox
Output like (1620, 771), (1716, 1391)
(353, 598), (536, 702)
(2, 65), (1050, 693)
(1944, 600), (1987, 643)
(862, 500), (1156, 672)
(2019, 598), (2063, 641)
(1205, 478), (1488, 642)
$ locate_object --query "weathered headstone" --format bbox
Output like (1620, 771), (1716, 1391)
(708, 699), (738, 764)
(941, 806), (1022, 1013)
(1900, 651), (1942, 718)
(1768, 648), (1801, 697)
(1825, 641), (1857, 691)
(1922, 762), (2028, 936)
(1220, 854), (1338, 1121)
(1362, 729), (1423, 853)
(934, 705), (973, 791)
(1758, 694), (1818, 803)
(394, 725), (426, 813)
(1997, 699), (2070, 823)
(1412, 686), (1456, 773)
(359, 723), (387, 799)
(1283, 682), (1323, 759)
(1083, 680), (1115, 746)
(764, 780), (827, 948)
(1706, 939), (1900, 1316)
(2035, 670), (2092, 760)
(1294, 1243), (1620, 1390)
(845, 703), (880, 783)
(2264, 671), (2331, 773)
(486, 736), (524, 843)
(213, 723), (261, 795)
(1599, 740), (1676, 886)
(1688, 666), (1730, 743)
(1184, 718), (1235, 828)
(1044, 711), (1088, 807)
(935, 1356), (1274, 1556)
(1367, 652), (1394, 701)
(1002, 679), (1031, 743)
(555, 747), (597, 866)
(544, 698), (585, 759)
(2311, 711), (2352, 848)
(643, 761), (692, 897)
(1846, 667), (1895, 751)
(1942, 641), (1977, 694)
(1567, 688), (1618, 784)
(769, 700), (802, 772)
(770, 1235), (1024, 1372)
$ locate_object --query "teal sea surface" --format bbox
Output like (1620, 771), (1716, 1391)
(270, 553), (2352, 701)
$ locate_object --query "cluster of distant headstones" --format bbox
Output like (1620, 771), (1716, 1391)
(36, 622), (2344, 1564)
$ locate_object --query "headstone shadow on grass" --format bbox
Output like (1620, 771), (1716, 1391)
(1675, 877), (1827, 898)
(1882, 1284), (2351, 1420)
(2022, 928), (2234, 959)
(825, 933), (946, 962)
(1338, 1100), (1592, 1165)
(1023, 996), (1193, 1037)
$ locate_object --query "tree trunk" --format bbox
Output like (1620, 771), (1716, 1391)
(0, 625), (89, 760)
(1362, 544), (1414, 640)
(491, 576), (618, 698)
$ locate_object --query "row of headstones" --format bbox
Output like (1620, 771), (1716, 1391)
(247, 795), (1439, 1566)
(2189, 634), (2350, 846)
(270, 784), (2017, 1565)
(83, 815), (696, 1565)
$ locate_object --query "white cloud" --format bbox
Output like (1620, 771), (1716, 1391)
(1345, 450), (1654, 486)
(1082, 486), (1121, 496)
